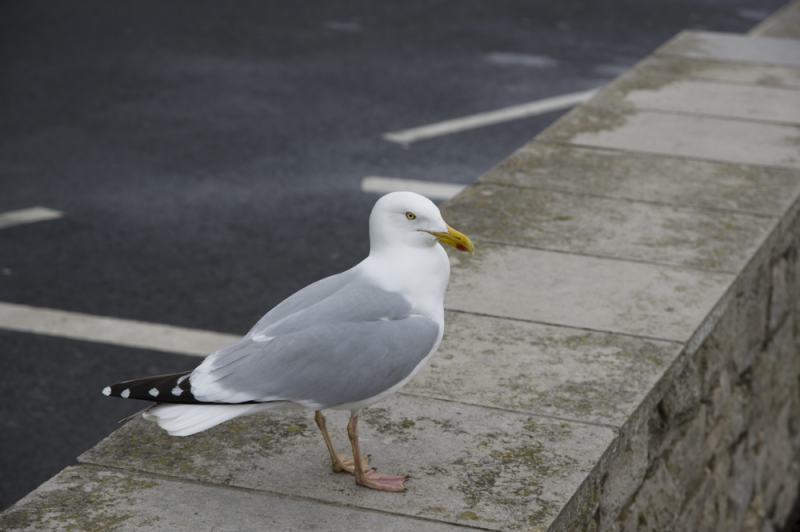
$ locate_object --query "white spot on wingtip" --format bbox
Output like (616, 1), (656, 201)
(171, 387), (182, 396)
(102, 386), (111, 396)
(121, 388), (130, 399)
(149, 388), (159, 397)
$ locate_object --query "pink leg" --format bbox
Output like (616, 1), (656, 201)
(347, 412), (410, 492)
(314, 410), (368, 474)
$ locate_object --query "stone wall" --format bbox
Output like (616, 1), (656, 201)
(549, 8), (800, 531)
(551, 198), (800, 531)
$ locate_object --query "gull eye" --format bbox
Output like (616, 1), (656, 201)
(405, 211), (416, 221)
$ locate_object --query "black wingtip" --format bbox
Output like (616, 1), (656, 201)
(101, 372), (202, 404)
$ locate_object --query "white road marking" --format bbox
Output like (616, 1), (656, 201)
(485, 52), (558, 68)
(0, 207), (63, 230)
(361, 176), (466, 201)
(0, 301), (239, 357)
(383, 88), (599, 145)
(324, 20), (362, 32)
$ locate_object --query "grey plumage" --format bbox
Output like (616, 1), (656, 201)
(246, 269), (359, 335)
(190, 268), (441, 408)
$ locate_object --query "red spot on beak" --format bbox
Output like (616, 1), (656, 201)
(456, 244), (468, 252)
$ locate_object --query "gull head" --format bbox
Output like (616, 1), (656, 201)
(368, 191), (474, 254)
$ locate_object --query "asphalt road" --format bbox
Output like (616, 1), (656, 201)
(0, 0), (783, 510)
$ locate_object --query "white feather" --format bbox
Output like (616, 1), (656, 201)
(142, 403), (275, 437)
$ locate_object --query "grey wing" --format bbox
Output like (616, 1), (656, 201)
(245, 268), (416, 343)
(190, 315), (441, 408)
(246, 267), (358, 336)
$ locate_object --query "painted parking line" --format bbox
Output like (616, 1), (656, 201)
(361, 176), (466, 201)
(0, 301), (238, 357)
(0, 207), (63, 230)
(383, 88), (598, 145)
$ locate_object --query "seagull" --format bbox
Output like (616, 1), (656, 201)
(101, 191), (473, 492)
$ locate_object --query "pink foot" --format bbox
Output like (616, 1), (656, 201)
(356, 469), (411, 492)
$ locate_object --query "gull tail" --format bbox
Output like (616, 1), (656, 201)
(102, 371), (201, 404)
(142, 403), (274, 437)
(101, 372), (286, 436)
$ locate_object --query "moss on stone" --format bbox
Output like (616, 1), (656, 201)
(0, 468), (160, 531)
(541, 106), (633, 142)
(283, 423), (307, 435)
(454, 423), (582, 529)
(362, 408), (418, 439)
(82, 413), (313, 482)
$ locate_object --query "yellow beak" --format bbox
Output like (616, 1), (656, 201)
(431, 225), (474, 253)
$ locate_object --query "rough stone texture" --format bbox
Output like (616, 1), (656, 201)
(540, 106), (800, 169)
(635, 55), (800, 90)
(548, 202), (800, 532)
(80, 395), (615, 530)
(539, 25), (800, 532)
(407, 311), (680, 426)
(478, 142), (800, 215)
(658, 30), (800, 68)
(481, 142), (800, 216)
(596, 77), (800, 125)
(446, 183), (774, 272)
(0, 466), (466, 532)
(444, 242), (733, 341)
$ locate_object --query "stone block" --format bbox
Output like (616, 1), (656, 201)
(769, 254), (791, 334)
(447, 183), (774, 272)
(634, 55), (800, 90)
(770, 319), (800, 403)
(444, 242), (732, 342)
(706, 370), (749, 451)
(409, 311), (679, 426)
(617, 460), (681, 531)
(662, 407), (707, 495)
(659, 357), (702, 427)
(595, 426), (650, 528)
(540, 106), (800, 169)
(596, 77), (800, 126)
(752, 320), (797, 415)
(480, 142), (800, 216)
(757, 400), (800, 525)
(80, 394), (615, 530)
(728, 437), (756, 528)
(775, 199), (800, 261)
(657, 31), (800, 68)
(0, 466), (466, 532)
(709, 451), (732, 531)
(673, 473), (714, 532)
(732, 249), (772, 361)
